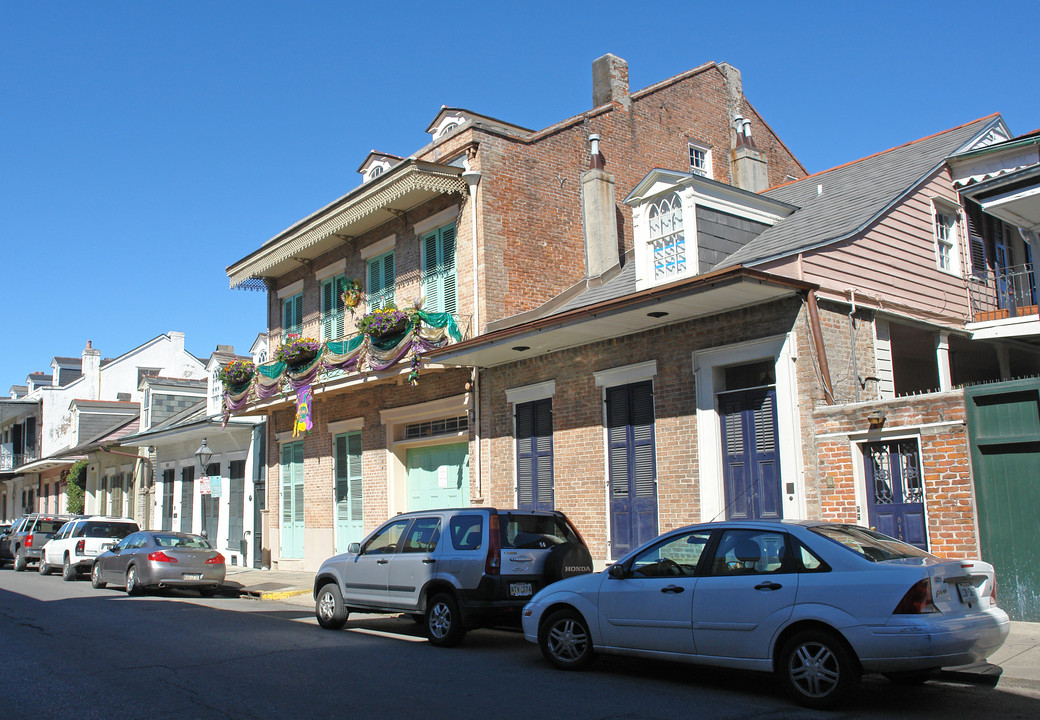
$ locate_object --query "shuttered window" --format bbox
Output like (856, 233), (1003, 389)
(228, 460), (245, 549)
(367, 251), (395, 310)
(965, 201), (988, 278)
(282, 292), (303, 336)
(162, 469), (175, 531)
(321, 275), (347, 340)
(201, 462), (220, 540)
(516, 398), (554, 511)
(334, 432), (364, 524)
(607, 381), (657, 500)
(180, 466), (195, 533)
(421, 223), (457, 314)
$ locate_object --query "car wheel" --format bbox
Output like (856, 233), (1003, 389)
(424, 592), (466, 647)
(198, 586), (219, 598)
(125, 565), (142, 596)
(38, 558), (51, 575)
(62, 556), (77, 582)
(13, 552), (26, 572)
(778, 630), (859, 709)
(90, 562), (106, 589)
(539, 609), (595, 670)
(884, 669), (936, 685)
(315, 583), (349, 629)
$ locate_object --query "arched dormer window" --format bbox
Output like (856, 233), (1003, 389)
(648, 193), (686, 282)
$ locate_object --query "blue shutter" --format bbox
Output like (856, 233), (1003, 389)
(607, 381), (658, 558)
(516, 399), (554, 511)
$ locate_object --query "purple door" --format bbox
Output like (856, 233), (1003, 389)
(864, 439), (927, 549)
(719, 388), (781, 520)
(607, 381), (658, 559)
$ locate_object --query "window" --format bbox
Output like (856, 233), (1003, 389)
(648, 193), (687, 282)
(450, 515), (483, 551)
(367, 251), (395, 310)
(362, 518), (410, 555)
(516, 399), (553, 512)
(932, 201), (961, 274)
(421, 224), (457, 314)
(688, 142), (712, 178)
(630, 530), (711, 577)
(402, 518), (441, 553)
(321, 275), (347, 340)
(708, 529), (790, 576)
(282, 292), (303, 336)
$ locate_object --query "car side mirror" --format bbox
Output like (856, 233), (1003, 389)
(347, 543), (361, 555)
(607, 563), (627, 579)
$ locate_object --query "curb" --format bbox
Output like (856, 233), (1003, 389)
(240, 588), (311, 601)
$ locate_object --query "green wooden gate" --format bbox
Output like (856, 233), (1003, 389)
(965, 378), (1040, 621)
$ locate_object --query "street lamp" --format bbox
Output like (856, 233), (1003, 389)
(195, 438), (212, 473)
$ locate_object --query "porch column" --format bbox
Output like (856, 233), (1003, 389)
(936, 331), (953, 391)
(997, 343), (1012, 380)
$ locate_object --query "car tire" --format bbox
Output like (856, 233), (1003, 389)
(125, 565), (143, 596)
(62, 556), (77, 581)
(13, 552), (26, 572)
(543, 542), (594, 584)
(91, 562), (106, 589)
(199, 586), (219, 598)
(315, 583), (349, 629)
(778, 630), (859, 709)
(424, 592), (466, 647)
(38, 558), (51, 575)
(539, 608), (595, 670)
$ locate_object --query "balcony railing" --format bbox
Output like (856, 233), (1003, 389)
(0, 448), (40, 471)
(968, 263), (1038, 322)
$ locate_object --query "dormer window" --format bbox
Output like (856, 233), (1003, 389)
(370, 165), (383, 178)
(429, 113), (468, 141)
(649, 193), (688, 282)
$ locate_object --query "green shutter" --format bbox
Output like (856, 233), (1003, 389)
(367, 252), (395, 309)
(423, 231), (441, 312)
(421, 224), (457, 314)
(321, 275), (345, 340)
(283, 293), (302, 336)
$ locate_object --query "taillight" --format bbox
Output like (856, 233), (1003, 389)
(894, 578), (939, 614)
(147, 551), (178, 563)
(25, 534), (34, 548)
(205, 553), (225, 565)
(76, 540), (85, 555)
(485, 514), (501, 575)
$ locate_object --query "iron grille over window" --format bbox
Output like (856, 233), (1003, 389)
(405, 415), (469, 440)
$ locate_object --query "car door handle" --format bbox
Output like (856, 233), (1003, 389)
(661, 585), (685, 594)
(754, 581), (783, 591)
(422, 559), (436, 564)
(376, 559), (389, 565)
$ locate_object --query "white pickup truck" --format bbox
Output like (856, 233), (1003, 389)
(40, 516), (139, 580)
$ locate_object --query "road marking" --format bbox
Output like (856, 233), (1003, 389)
(347, 628), (426, 643)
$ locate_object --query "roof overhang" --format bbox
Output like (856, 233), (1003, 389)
(12, 456), (78, 474)
(961, 165), (1040, 232)
(429, 267), (814, 368)
(227, 160), (467, 288)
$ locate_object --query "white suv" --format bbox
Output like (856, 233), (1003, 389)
(40, 516), (140, 581)
(313, 507), (593, 646)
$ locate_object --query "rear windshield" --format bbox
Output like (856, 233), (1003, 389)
(811, 525), (934, 562)
(152, 534), (213, 549)
(31, 521), (66, 535)
(499, 513), (580, 549)
(83, 522), (138, 540)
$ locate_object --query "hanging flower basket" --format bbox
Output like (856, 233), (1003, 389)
(340, 278), (362, 311)
(275, 335), (323, 368)
(217, 359), (255, 388)
(357, 307), (412, 339)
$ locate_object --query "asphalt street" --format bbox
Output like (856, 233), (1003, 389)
(2, 568), (1039, 720)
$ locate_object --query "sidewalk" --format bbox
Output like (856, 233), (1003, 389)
(219, 567), (1040, 689)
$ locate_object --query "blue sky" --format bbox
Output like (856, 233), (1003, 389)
(2, 1), (1037, 387)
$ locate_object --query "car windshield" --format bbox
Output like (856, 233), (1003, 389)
(811, 525), (934, 562)
(32, 521), (66, 534)
(84, 522), (137, 539)
(152, 534), (213, 549)
(499, 513), (579, 549)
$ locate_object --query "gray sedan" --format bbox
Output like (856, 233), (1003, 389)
(90, 531), (225, 596)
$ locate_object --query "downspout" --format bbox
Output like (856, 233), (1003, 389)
(846, 288), (860, 402)
(806, 292), (836, 404)
(98, 445), (156, 529)
(463, 158), (483, 501)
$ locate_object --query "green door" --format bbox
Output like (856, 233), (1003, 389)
(280, 442), (305, 559)
(334, 432), (364, 552)
(406, 443), (468, 511)
(965, 379), (1040, 621)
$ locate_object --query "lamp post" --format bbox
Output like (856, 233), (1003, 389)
(195, 438), (212, 474)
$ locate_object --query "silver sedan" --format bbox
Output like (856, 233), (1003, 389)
(90, 531), (225, 596)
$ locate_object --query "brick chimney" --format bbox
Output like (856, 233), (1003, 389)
(581, 134), (620, 279)
(81, 340), (101, 400)
(592, 54), (630, 110)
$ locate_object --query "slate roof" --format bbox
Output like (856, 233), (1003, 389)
(717, 115), (1001, 269)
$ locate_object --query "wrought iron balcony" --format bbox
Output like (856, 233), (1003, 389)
(968, 263), (1038, 322)
(0, 448), (40, 471)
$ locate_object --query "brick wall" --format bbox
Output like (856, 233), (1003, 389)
(813, 391), (979, 558)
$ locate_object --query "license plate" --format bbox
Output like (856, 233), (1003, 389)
(183, 574), (203, 581)
(957, 582), (979, 604)
(509, 582), (533, 597)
